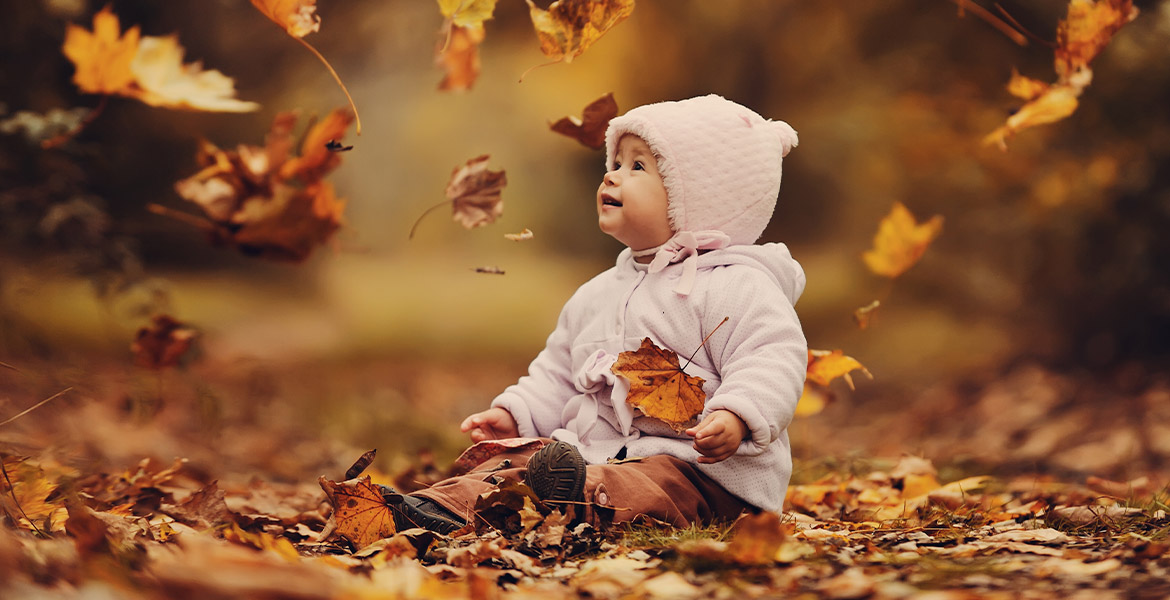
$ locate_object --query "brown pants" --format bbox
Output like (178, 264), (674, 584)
(413, 441), (754, 528)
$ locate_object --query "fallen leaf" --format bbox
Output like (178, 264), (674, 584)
(131, 314), (198, 370)
(450, 438), (546, 476)
(448, 155), (506, 229)
(437, 23), (486, 91)
(726, 511), (789, 564)
(852, 300), (880, 330)
(344, 449), (378, 481)
(526, 0), (635, 64)
(550, 93), (619, 150)
(318, 475), (397, 550)
(862, 202), (943, 278)
(504, 228), (534, 241)
(806, 349), (872, 389)
(611, 337), (706, 432)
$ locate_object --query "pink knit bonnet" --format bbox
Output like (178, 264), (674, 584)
(604, 94), (799, 293)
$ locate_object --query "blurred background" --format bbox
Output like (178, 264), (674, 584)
(2, 0), (1169, 484)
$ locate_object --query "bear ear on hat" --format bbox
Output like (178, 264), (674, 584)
(773, 120), (798, 157)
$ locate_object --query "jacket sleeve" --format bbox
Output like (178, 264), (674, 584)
(701, 268), (807, 456)
(489, 300), (577, 438)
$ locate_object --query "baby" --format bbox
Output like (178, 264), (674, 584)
(384, 95), (807, 533)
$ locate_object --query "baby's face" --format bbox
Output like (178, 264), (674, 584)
(597, 135), (673, 251)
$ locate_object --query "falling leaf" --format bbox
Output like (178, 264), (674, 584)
(862, 202), (943, 278)
(611, 337), (706, 432)
(504, 228), (534, 241)
(473, 266), (506, 275)
(62, 7), (257, 112)
(526, 0), (635, 64)
(62, 6), (140, 95)
(249, 0), (321, 37)
(550, 93), (619, 150)
(437, 23), (486, 92)
(794, 383), (830, 418)
(318, 475), (396, 550)
(131, 314), (198, 370)
(164, 111), (348, 261)
(984, 0), (1137, 148)
(853, 300), (881, 330)
(250, 0), (362, 133)
(806, 349), (871, 389)
(448, 155), (506, 229)
(437, 0), (499, 27)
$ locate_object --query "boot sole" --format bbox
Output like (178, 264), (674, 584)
(526, 441), (586, 503)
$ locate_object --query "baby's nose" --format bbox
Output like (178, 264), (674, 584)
(603, 170), (620, 185)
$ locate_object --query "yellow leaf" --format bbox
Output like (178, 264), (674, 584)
(318, 475), (397, 550)
(526, 0), (635, 64)
(250, 0), (321, 38)
(130, 35), (259, 112)
(984, 84), (1080, 150)
(62, 6), (140, 95)
(437, 0), (499, 27)
(794, 383), (828, 417)
(862, 202), (943, 278)
(1006, 70), (1050, 101)
(611, 337), (706, 432)
(806, 349), (871, 389)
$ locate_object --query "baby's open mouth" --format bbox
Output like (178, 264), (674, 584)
(602, 194), (622, 207)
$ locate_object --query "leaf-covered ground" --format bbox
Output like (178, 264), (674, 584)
(2, 359), (1168, 599)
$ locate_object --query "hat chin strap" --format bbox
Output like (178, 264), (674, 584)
(646, 230), (731, 296)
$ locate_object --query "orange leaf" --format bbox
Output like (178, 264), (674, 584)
(131, 314), (198, 370)
(806, 349), (871, 389)
(1055, 0), (1138, 78)
(279, 108), (355, 182)
(794, 383), (830, 418)
(437, 23), (485, 92)
(250, 0), (321, 38)
(229, 182), (344, 261)
(611, 337), (706, 432)
(526, 0), (635, 64)
(447, 155), (506, 230)
(318, 475), (396, 550)
(62, 6), (140, 95)
(550, 93), (619, 150)
(862, 202), (943, 278)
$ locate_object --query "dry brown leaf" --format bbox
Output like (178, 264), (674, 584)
(526, 0), (635, 64)
(318, 475), (397, 549)
(447, 155), (506, 229)
(229, 182), (345, 261)
(437, 23), (485, 92)
(131, 314), (198, 370)
(725, 512), (790, 564)
(862, 202), (943, 278)
(611, 337), (706, 432)
(550, 93), (619, 150)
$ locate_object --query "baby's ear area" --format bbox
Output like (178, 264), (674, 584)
(772, 120), (799, 157)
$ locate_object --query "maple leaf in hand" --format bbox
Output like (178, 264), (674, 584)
(410, 155), (506, 238)
(318, 475), (396, 550)
(131, 315), (198, 370)
(611, 338), (706, 432)
(550, 93), (618, 150)
(527, 0), (635, 65)
(862, 202), (943, 279)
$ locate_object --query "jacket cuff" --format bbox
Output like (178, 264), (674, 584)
(703, 393), (775, 456)
(490, 393), (539, 438)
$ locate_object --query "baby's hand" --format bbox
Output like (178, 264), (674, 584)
(685, 410), (748, 464)
(459, 407), (519, 442)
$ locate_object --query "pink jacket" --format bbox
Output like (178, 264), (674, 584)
(491, 243), (807, 512)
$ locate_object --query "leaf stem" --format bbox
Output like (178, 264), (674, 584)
(682, 317), (730, 371)
(950, 0), (1028, 46)
(1, 455), (45, 537)
(0, 387), (71, 428)
(147, 203), (216, 231)
(41, 96), (109, 150)
(294, 36), (362, 135)
(0, 361), (18, 372)
(408, 199), (453, 240)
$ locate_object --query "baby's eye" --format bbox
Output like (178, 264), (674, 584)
(633, 161), (645, 171)
(612, 161), (621, 170)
